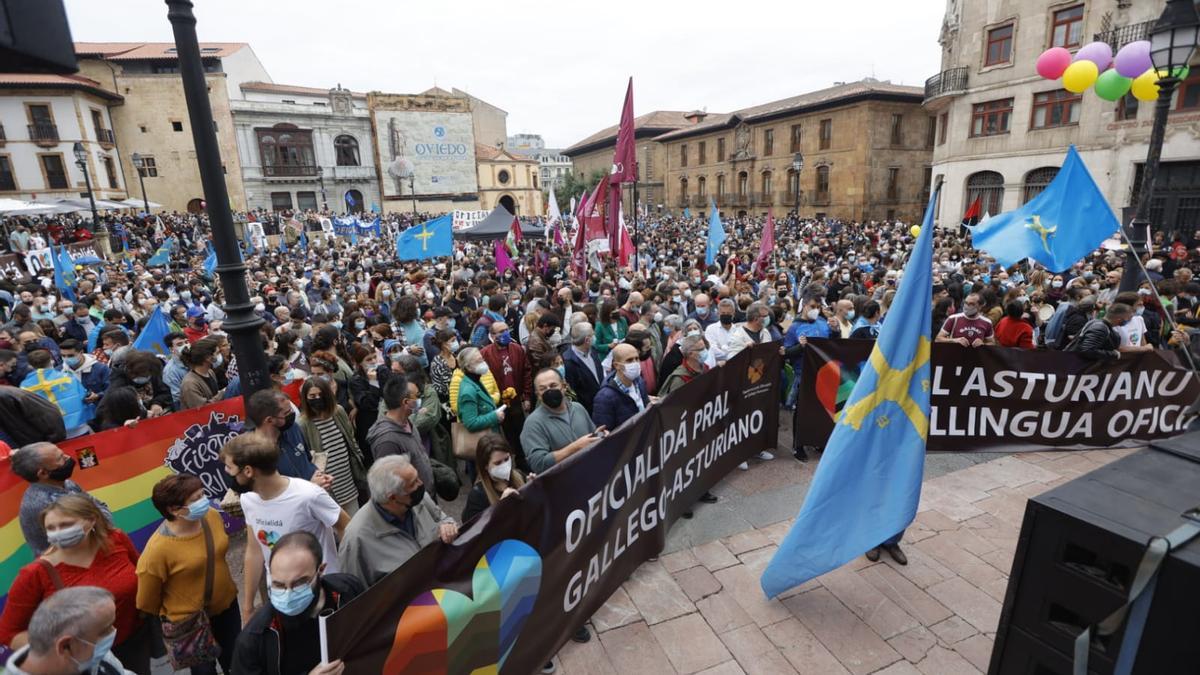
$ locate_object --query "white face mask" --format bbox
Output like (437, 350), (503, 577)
(622, 362), (642, 381)
(806, 308), (821, 321)
(488, 457), (513, 482)
(472, 362), (490, 376)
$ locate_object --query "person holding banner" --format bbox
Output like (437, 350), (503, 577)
(521, 368), (602, 475)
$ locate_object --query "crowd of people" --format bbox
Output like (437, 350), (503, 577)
(1, 204), (1198, 674)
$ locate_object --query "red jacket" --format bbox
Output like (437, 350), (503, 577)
(995, 317), (1034, 349)
(481, 342), (532, 404)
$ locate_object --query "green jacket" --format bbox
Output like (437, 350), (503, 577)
(299, 406), (367, 496)
(457, 375), (501, 433)
(594, 318), (628, 359)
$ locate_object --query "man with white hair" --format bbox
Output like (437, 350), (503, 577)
(703, 298), (740, 364)
(337, 454), (458, 585)
(562, 321), (605, 415)
(4, 586), (133, 674)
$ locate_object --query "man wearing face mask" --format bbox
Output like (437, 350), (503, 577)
(12, 442), (113, 556)
(337, 455), (457, 586)
(687, 293), (716, 329)
(521, 368), (603, 474)
(563, 322), (605, 416)
(366, 377), (435, 492)
(220, 434), (350, 628)
(936, 293), (995, 347)
(3, 586), (134, 675)
(245, 389), (328, 486)
(592, 344), (656, 431)
(233, 531), (363, 675)
(59, 339), (109, 407)
(702, 298), (739, 364)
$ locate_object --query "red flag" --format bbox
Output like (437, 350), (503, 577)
(509, 216), (523, 242)
(962, 196), (982, 226)
(495, 239), (516, 275)
(553, 223), (565, 247)
(610, 77), (637, 184)
(754, 210), (776, 278)
(618, 208), (635, 267)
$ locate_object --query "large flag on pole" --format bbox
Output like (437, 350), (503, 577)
(494, 239), (516, 275)
(203, 242), (218, 277)
(754, 210), (776, 278)
(760, 186), (938, 599)
(147, 237), (174, 267)
(396, 214), (452, 261)
(611, 77), (637, 183)
(52, 246), (76, 302)
(546, 185), (562, 239)
(970, 146), (1118, 272)
(961, 196), (982, 226)
(133, 306), (172, 356)
(705, 198), (725, 266)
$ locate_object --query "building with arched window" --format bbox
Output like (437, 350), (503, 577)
(925, 0), (1200, 233)
(231, 82), (379, 213)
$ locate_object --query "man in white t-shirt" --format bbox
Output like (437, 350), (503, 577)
(221, 432), (349, 625)
(1113, 292), (1154, 353)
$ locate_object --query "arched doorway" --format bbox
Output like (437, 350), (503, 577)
(499, 194), (517, 215)
(344, 189), (364, 214)
(186, 198), (204, 214)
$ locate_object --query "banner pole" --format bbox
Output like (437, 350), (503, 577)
(319, 613), (329, 665)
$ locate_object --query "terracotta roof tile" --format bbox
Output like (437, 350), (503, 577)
(563, 110), (695, 155)
(75, 42), (247, 60)
(0, 73), (122, 100)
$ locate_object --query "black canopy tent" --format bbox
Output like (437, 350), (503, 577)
(455, 205), (544, 240)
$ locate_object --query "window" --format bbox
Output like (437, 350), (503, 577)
(698, 176), (707, 197)
(815, 165), (830, 199)
(717, 138), (725, 162)
(256, 124), (316, 176)
(103, 156), (118, 189)
(90, 109), (104, 138)
(270, 191), (293, 210)
(1022, 167), (1060, 203)
(985, 23), (1014, 66)
(26, 104), (56, 143)
(40, 154), (68, 189)
(497, 169), (510, 184)
(970, 98), (1013, 136)
(890, 113), (904, 146)
(761, 171), (772, 195)
(296, 191), (318, 211)
(281, 99), (296, 105)
(887, 167), (900, 201)
(921, 166), (933, 204)
(788, 169), (799, 197)
(171, 120), (183, 132)
(790, 124), (802, 152)
(926, 116), (938, 148)
(737, 171), (748, 196)
(716, 175), (726, 197)
(0, 156), (15, 191)
(1030, 89), (1081, 129)
(334, 135), (360, 166)
(938, 113), (948, 144)
(965, 170), (1004, 215)
(680, 144), (688, 167)
(819, 119), (832, 150)
(680, 177), (689, 201)
(699, 141), (707, 164)
(27, 104), (53, 125)
(1116, 93), (1140, 121)
(763, 129), (774, 156)
(152, 64), (179, 74)
(139, 155), (159, 178)
(1177, 72), (1200, 111)
(1050, 5), (1084, 49)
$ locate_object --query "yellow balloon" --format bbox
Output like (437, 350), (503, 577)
(1131, 68), (1162, 101)
(1062, 60), (1099, 93)
(910, 225), (921, 238)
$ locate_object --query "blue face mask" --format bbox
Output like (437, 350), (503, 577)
(72, 629), (116, 673)
(496, 331), (512, 347)
(981, 274), (991, 285)
(270, 579), (317, 616)
(555, 365), (566, 379)
(962, 282), (974, 294)
(184, 496), (210, 521)
(65, 356), (82, 369)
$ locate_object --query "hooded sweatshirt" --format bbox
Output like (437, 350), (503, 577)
(365, 416), (433, 490)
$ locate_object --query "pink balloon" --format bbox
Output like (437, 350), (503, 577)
(1037, 47), (1072, 80)
(1115, 41), (1153, 78)
(1076, 41), (1113, 70)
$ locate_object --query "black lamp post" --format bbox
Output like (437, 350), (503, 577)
(131, 152), (151, 215)
(166, 0), (270, 400)
(1120, 0), (1200, 293)
(791, 152), (804, 220)
(73, 142), (101, 232)
(408, 174), (417, 219)
(317, 165), (327, 211)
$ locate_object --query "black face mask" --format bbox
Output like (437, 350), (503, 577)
(541, 388), (564, 409)
(278, 411), (297, 431)
(225, 470), (254, 494)
(719, 314), (734, 326)
(307, 397), (328, 413)
(406, 484), (426, 507)
(46, 456), (75, 482)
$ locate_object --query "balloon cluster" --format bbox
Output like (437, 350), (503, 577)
(1036, 40), (1189, 102)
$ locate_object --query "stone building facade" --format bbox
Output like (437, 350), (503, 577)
(656, 80), (932, 222)
(232, 82), (379, 213)
(74, 42), (269, 213)
(926, 0), (1200, 231)
(475, 144), (544, 216)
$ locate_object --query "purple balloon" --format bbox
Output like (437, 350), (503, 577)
(1115, 41), (1153, 78)
(1076, 41), (1114, 70)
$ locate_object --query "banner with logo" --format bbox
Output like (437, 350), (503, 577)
(795, 339), (1199, 452)
(322, 343), (783, 673)
(452, 209), (489, 231)
(0, 241), (105, 283)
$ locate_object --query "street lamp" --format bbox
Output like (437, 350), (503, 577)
(73, 142), (102, 233)
(166, 0), (269, 400)
(131, 153), (151, 215)
(791, 152), (804, 220)
(316, 165), (327, 211)
(1121, 0), (1200, 293)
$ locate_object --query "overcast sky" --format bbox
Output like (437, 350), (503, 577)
(64, 0), (946, 149)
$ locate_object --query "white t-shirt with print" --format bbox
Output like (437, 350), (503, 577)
(1114, 314), (1147, 348)
(241, 477), (342, 580)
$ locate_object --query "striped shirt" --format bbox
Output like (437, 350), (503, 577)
(314, 417), (358, 507)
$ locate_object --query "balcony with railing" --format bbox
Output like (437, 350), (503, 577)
(263, 164), (318, 177)
(28, 123), (59, 145)
(96, 128), (115, 145)
(923, 66), (968, 104)
(810, 190), (831, 206)
(676, 195), (690, 208)
(749, 192), (774, 206)
(779, 191), (800, 206)
(728, 193), (748, 206)
(1094, 20), (1154, 51)
(327, 165), (375, 181)
(691, 195), (708, 207)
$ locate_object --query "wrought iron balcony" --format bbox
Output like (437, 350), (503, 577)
(729, 193), (748, 206)
(780, 191), (800, 205)
(263, 164), (318, 177)
(924, 66), (968, 102)
(28, 123), (59, 145)
(1094, 21), (1154, 51)
(810, 190), (831, 206)
(676, 196), (689, 207)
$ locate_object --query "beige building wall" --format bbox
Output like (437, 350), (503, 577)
(476, 147), (544, 216)
(455, 88), (508, 149)
(78, 59), (247, 213)
(565, 142), (672, 215)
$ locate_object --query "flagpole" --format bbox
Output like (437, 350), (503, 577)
(1113, 226), (1199, 375)
(632, 179), (639, 272)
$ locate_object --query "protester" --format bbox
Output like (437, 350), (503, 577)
(461, 433), (527, 522)
(12, 443), (112, 555)
(591, 344), (652, 431)
(562, 322), (604, 415)
(337, 454), (457, 585)
(521, 368), (602, 473)
(178, 337), (225, 410)
(2, 586), (134, 675)
(367, 376), (435, 494)
(298, 376), (366, 515)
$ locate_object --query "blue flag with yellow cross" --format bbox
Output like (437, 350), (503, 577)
(21, 367), (92, 431)
(761, 186), (939, 598)
(396, 214), (452, 261)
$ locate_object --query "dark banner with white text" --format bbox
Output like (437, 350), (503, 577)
(322, 343), (782, 674)
(794, 339), (1199, 452)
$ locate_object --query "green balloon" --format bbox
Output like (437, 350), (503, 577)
(1095, 69), (1133, 101)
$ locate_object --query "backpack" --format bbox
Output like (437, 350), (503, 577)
(1064, 318), (1104, 353)
(1042, 304), (1071, 349)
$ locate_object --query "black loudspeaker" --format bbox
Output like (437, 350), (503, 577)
(0, 0), (77, 74)
(988, 432), (1200, 675)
